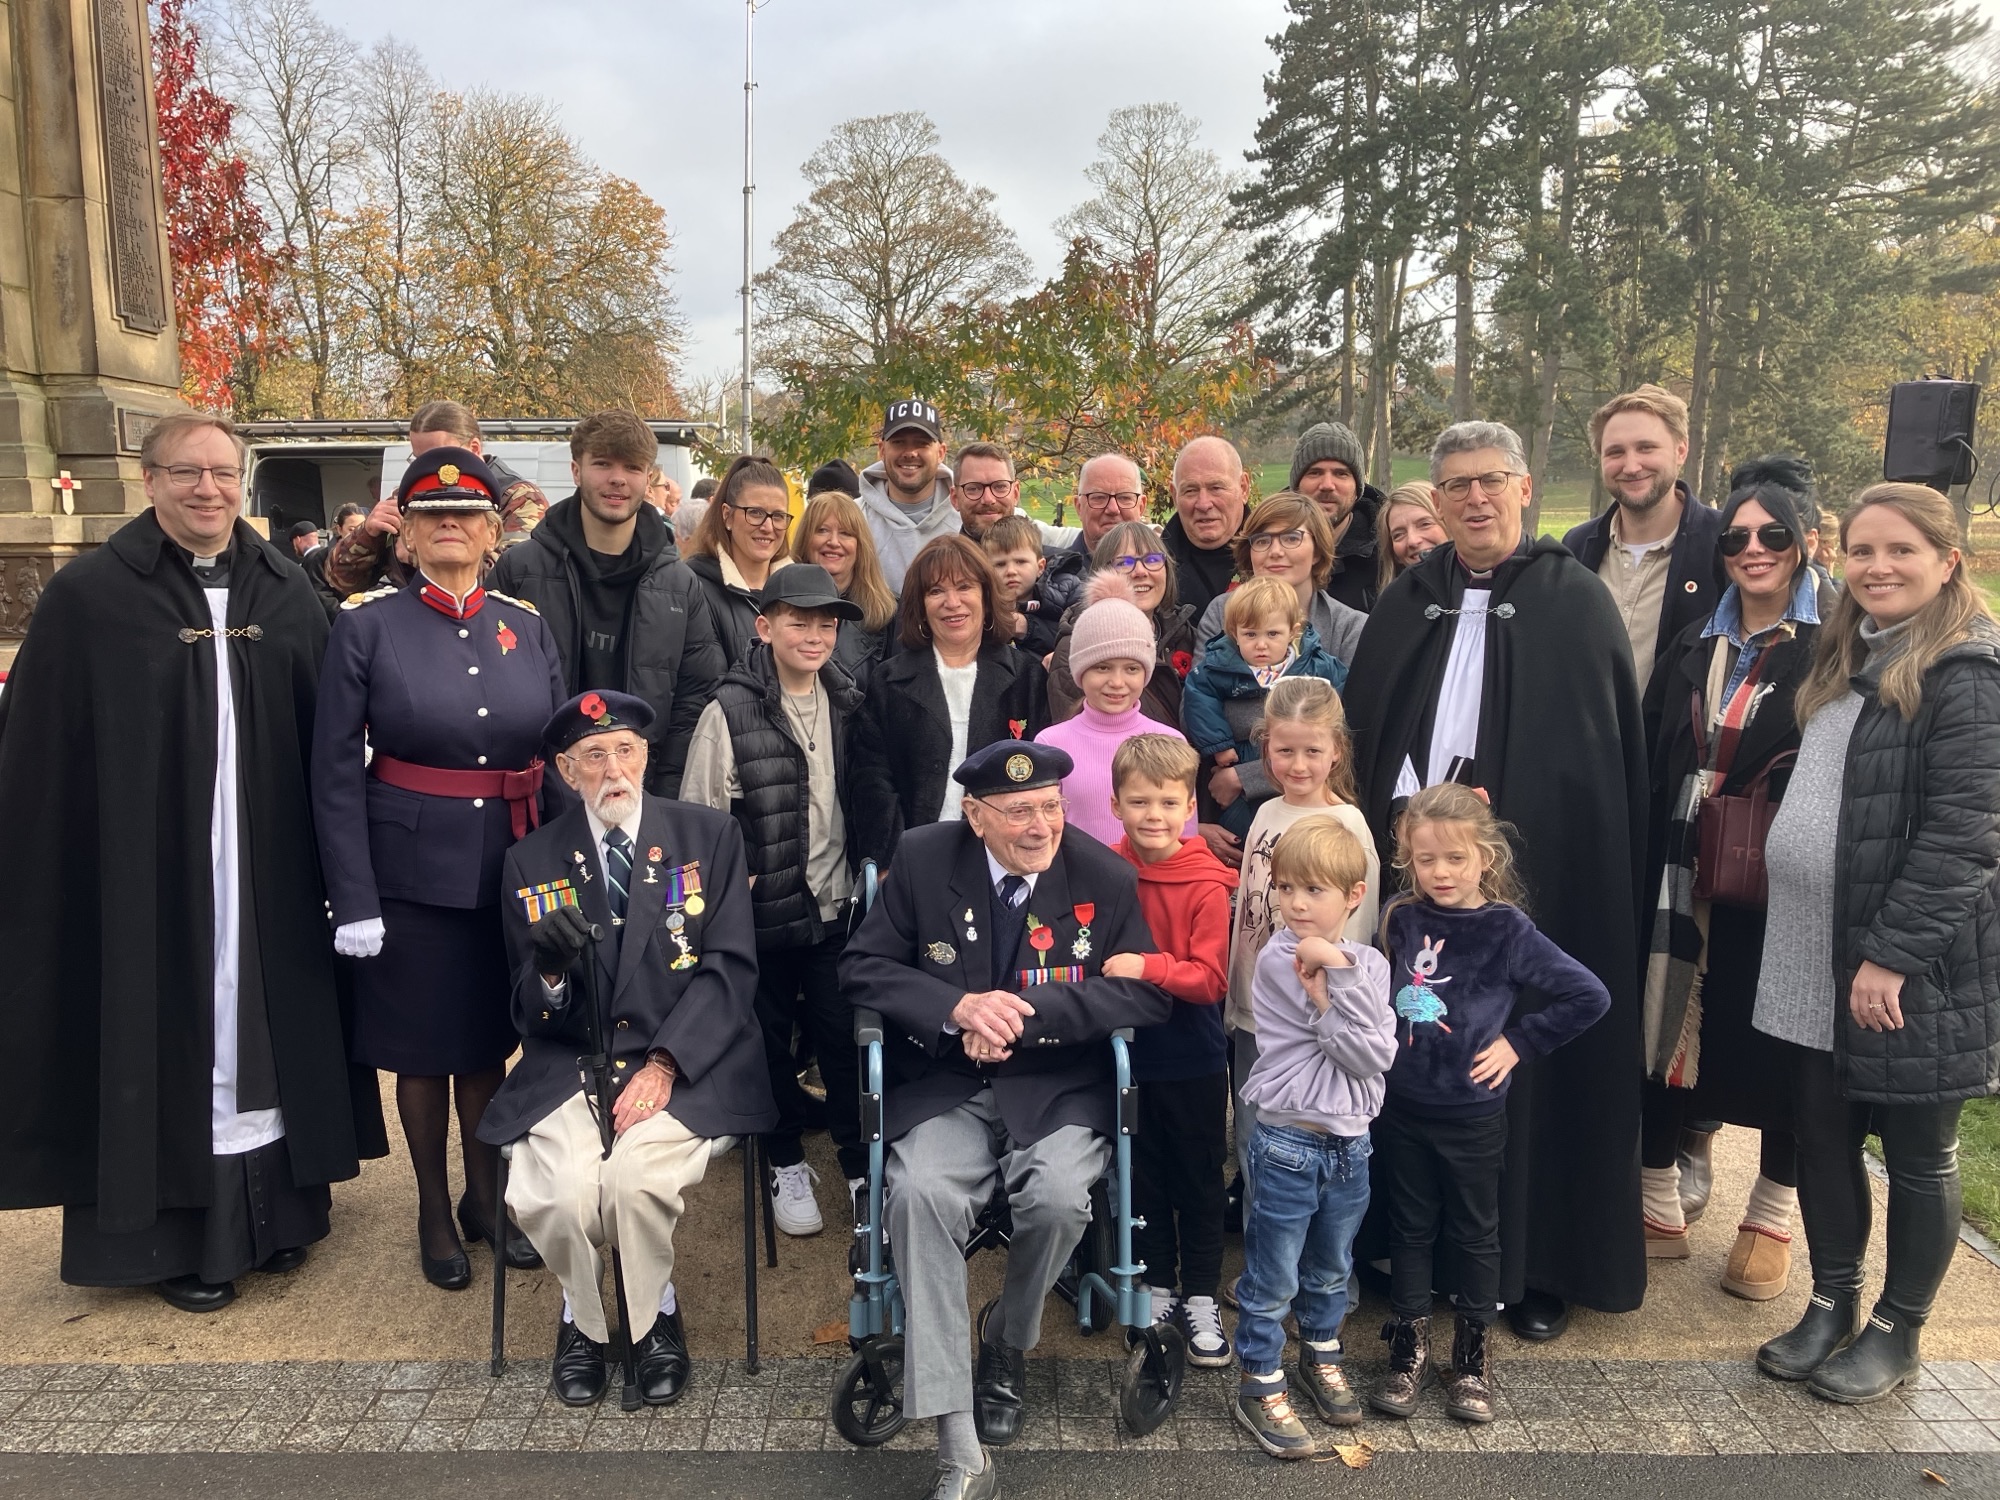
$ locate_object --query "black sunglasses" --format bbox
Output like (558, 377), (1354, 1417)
(1718, 522), (1794, 557)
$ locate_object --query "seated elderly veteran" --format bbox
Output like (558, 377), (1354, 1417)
(840, 739), (1172, 1500)
(475, 690), (775, 1408)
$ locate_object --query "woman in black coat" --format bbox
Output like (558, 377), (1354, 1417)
(1638, 459), (1821, 1299)
(1751, 482), (2000, 1404)
(682, 454), (794, 668)
(848, 533), (1049, 868)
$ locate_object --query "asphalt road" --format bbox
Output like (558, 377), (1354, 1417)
(0, 1451), (1990, 1500)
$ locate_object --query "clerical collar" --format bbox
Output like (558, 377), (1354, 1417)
(416, 572), (485, 620)
(1455, 538), (1531, 585)
(183, 542), (234, 589)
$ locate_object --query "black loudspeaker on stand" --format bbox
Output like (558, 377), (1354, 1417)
(1885, 379), (1981, 492)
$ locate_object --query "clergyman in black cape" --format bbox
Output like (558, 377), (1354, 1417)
(0, 415), (385, 1314)
(1342, 420), (1648, 1337)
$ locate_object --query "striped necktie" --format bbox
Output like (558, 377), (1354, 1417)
(604, 828), (632, 923)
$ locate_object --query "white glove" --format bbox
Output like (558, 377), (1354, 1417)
(334, 917), (385, 958)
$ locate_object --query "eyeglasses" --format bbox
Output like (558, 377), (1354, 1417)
(974, 795), (1068, 828)
(1110, 551), (1167, 573)
(151, 463), (244, 492)
(726, 502), (791, 531)
(956, 480), (1016, 500)
(1719, 522), (1795, 557)
(566, 743), (645, 770)
(1080, 490), (1143, 510)
(1437, 470), (1522, 500)
(1247, 528), (1310, 553)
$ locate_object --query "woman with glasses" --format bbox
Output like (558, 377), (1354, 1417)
(1046, 521), (1202, 726)
(1637, 457), (1822, 1302)
(313, 447), (567, 1290)
(683, 455), (795, 668)
(848, 534), (1050, 870)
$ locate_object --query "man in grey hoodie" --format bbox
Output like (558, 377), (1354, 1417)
(859, 397), (962, 595)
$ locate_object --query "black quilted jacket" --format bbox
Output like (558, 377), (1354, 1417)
(1835, 616), (2000, 1104)
(710, 643), (864, 948)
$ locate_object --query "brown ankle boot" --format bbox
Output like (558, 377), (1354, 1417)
(1443, 1314), (1495, 1423)
(1367, 1316), (1431, 1419)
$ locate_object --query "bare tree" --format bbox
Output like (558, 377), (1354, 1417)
(1057, 102), (1251, 360)
(758, 112), (1030, 368)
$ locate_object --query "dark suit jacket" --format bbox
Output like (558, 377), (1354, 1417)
(476, 794), (777, 1145)
(840, 822), (1171, 1145)
(1561, 481), (1726, 682)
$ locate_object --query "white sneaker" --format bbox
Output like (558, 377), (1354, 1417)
(1176, 1294), (1233, 1368)
(1146, 1285), (1177, 1325)
(847, 1176), (869, 1233)
(770, 1161), (824, 1236)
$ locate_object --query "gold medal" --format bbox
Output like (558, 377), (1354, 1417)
(683, 893), (705, 916)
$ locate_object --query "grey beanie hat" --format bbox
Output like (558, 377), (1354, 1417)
(1290, 422), (1366, 492)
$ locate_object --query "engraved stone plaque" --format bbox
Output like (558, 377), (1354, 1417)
(93, 0), (168, 334)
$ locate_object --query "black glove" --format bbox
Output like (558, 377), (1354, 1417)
(530, 903), (595, 978)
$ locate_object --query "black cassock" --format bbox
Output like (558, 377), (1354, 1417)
(0, 512), (385, 1283)
(1343, 537), (1648, 1314)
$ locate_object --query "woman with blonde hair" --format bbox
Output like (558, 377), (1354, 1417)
(1751, 483), (2000, 1404)
(791, 489), (897, 685)
(1375, 482), (1449, 595)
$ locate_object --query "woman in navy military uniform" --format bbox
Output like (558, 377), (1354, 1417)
(313, 447), (566, 1289)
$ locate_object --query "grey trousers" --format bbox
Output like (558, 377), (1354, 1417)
(887, 1089), (1111, 1420)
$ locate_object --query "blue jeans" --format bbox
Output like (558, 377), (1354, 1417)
(1235, 1121), (1372, 1376)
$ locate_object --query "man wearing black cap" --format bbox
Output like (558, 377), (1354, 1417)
(1291, 422), (1382, 613)
(841, 742), (1170, 1498)
(477, 689), (775, 1408)
(681, 566), (869, 1239)
(859, 397), (961, 595)
(488, 409), (726, 797)
(807, 458), (862, 499)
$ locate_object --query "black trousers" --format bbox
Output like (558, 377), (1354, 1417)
(1131, 1070), (1229, 1298)
(1641, 1080), (1797, 1186)
(1374, 1100), (1508, 1322)
(754, 928), (865, 1180)
(1788, 1041), (1964, 1323)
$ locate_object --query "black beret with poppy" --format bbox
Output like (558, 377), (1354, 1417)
(544, 690), (656, 753)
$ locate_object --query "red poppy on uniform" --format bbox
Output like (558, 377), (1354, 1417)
(579, 692), (608, 722)
(496, 619), (518, 654)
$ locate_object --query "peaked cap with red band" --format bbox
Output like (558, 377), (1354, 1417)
(396, 445), (503, 514)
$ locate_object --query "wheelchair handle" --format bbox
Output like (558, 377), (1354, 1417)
(1111, 1027), (1134, 1043)
(854, 1005), (884, 1046)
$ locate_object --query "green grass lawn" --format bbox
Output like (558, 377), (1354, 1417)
(1958, 1097), (2000, 1239)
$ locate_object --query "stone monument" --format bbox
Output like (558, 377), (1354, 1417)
(0, 0), (186, 656)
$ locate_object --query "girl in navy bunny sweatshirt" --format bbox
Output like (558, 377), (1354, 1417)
(1371, 784), (1609, 1428)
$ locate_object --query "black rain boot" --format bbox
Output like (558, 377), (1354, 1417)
(1756, 1286), (1860, 1381)
(1808, 1304), (1923, 1405)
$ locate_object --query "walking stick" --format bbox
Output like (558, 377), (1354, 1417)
(580, 923), (645, 1413)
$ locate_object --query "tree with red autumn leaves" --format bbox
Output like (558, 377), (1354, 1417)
(151, 0), (284, 411)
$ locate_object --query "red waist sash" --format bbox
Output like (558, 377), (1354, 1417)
(372, 754), (545, 840)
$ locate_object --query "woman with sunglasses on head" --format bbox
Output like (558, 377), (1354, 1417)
(1750, 481), (2000, 1404)
(1045, 521), (1201, 726)
(682, 455), (795, 668)
(1637, 457), (1822, 1302)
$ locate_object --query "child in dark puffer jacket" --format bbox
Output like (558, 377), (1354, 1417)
(1181, 577), (1349, 837)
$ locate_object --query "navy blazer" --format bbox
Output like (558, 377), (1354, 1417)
(314, 581), (567, 923)
(477, 794), (776, 1144)
(840, 821), (1171, 1145)
(1561, 481), (1726, 679)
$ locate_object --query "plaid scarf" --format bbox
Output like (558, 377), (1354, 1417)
(1641, 632), (1786, 1083)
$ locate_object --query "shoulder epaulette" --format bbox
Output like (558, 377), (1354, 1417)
(486, 589), (539, 614)
(340, 585), (398, 610)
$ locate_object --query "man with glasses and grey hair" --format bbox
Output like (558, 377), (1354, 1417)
(841, 739), (1168, 1499)
(1343, 419), (1648, 1349)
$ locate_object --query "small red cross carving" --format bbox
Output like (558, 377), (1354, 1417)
(49, 470), (80, 515)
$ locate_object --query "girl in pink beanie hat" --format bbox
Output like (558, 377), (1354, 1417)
(1036, 573), (1197, 846)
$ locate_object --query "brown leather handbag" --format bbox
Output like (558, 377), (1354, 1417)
(1691, 691), (1796, 910)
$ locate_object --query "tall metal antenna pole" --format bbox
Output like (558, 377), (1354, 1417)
(740, 0), (756, 456)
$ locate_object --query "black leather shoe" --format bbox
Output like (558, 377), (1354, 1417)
(551, 1321), (609, 1407)
(1507, 1289), (1569, 1342)
(635, 1309), (691, 1405)
(157, 1274), (235, 1313)
(457, 1196), (543, 1270)
(973, 1298), (1027, 1447)
(258, 1245), (309, 1275)
(420, 1228), (471, 1291)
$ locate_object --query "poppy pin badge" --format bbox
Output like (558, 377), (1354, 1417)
(579, 692), (609, 724)
(496, 618), (517, 654)
(1009, 718), (1027, 739)
(648, 846), (663, 863)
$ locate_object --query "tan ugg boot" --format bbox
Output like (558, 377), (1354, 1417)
(1644, 1216), (1692, 1258)
(1722, 1222), (1792, 1301)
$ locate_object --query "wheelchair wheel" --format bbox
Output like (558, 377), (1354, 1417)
(1119, 1323), (1186, 1437)
(1070, 1179), (1118, 1336)
(830, 1335), (907, 1447)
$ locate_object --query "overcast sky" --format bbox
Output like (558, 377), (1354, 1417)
(291, 0), (2000, 393)
(299, 0), (1290, 386)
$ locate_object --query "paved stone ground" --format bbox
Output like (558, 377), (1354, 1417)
(2, 1353), (1998, 1459)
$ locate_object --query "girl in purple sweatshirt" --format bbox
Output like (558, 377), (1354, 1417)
(1231, 815), (1398, 1460)
(1371, 783), (1610, 1428)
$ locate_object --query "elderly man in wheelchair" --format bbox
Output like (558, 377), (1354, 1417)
(837, 741), (1178, 1500)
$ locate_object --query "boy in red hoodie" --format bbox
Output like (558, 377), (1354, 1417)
(1101, 734), (1239, 1368)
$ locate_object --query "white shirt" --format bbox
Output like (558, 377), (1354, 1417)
(935, 651), (979, 822)
(1394, 587), (1490, 798)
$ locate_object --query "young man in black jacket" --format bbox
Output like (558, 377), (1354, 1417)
(487, 410), (726, 796)
(680, 566), (868, 1241)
